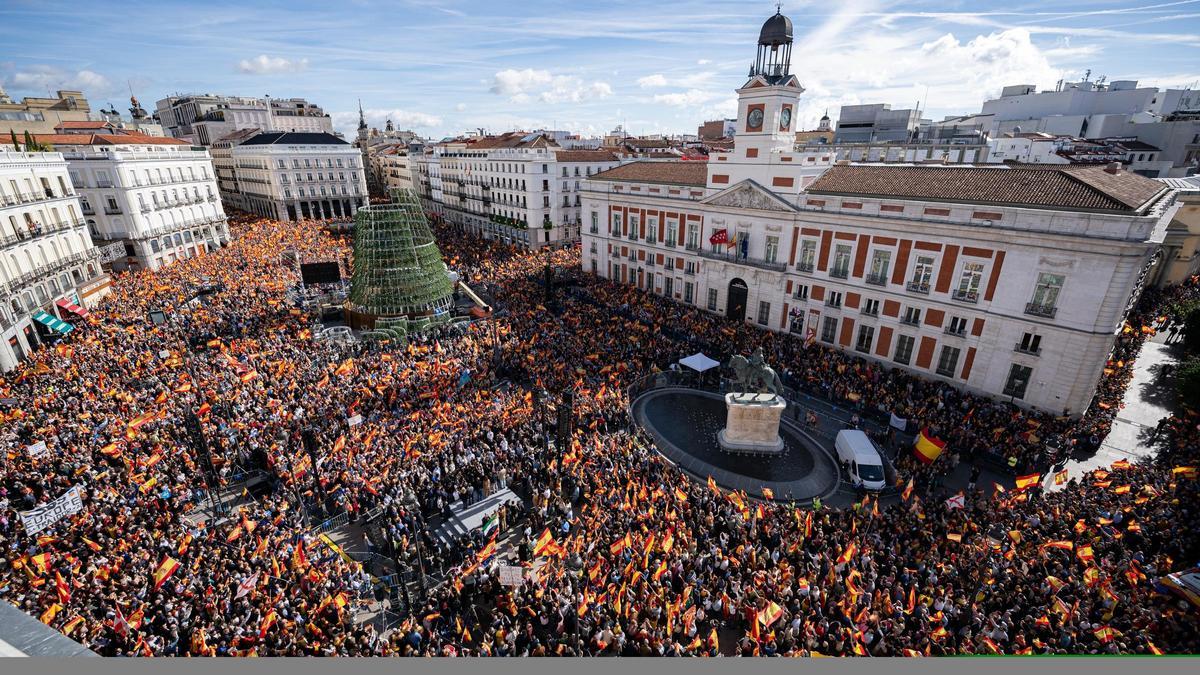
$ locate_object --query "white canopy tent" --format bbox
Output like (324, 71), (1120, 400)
(678, 352), (721, 373)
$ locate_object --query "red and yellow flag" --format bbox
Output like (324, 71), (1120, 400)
(913, 429), (945, 464)
(1015, 473), (1042, 490)
(153, 556), (180, 590)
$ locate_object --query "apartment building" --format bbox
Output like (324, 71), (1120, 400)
(4, 127), (229, 272)
(155, 94), (334, 146)
(414, 132), (619, 249)
(0, 149), (110, 370)
(230, 131), (366, 221)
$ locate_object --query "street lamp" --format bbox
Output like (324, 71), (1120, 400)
(184, 410), (225, 518)
(301, 425), (326, 520)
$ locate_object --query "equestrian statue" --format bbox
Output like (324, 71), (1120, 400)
(728, 347), (783, 397)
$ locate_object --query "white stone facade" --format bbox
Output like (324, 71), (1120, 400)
(415, 135), (619, 250)
(61, 142), (229, 272)
(230, 132), (366, 221)
(0, 150), (111, 371)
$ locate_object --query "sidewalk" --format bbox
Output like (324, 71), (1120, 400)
(1051, 334), (1183, 488)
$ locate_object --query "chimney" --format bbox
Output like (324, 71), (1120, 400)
(1104, 161), (1121, 175)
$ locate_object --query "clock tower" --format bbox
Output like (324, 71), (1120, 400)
(734, 8), (804, 158)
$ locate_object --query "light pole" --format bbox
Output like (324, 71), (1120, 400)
(185, 410), (225, 518)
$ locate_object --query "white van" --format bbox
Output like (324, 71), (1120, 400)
(835, 429), (886, 491)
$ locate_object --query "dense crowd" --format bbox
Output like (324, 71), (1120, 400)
(0, 211), (1196, 657)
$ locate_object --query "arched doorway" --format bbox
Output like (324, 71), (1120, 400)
(726, 278), (748, 322)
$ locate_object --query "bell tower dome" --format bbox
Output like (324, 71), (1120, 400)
(751, 8), (793, 81)
(732, 7), (805, 157)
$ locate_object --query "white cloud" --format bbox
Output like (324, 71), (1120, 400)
(489, 68), (612, 104)
(697, 59), (712, 65)
(238, 55), (309, 75)
(332, 108), (442, 134)
(637, 74), (668, 89)
(7, 65), (112, 96)
(454, 103), (468, 112)
(652, 89), (723, 107)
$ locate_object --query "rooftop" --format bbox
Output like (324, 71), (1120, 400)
(239, 131), (348, 146)
(806, 164), (1169, 214)
(467, 132), (554, 150)
(554, 149), (618, 162)
(0, 132), (188, 147)
(588, 160), (709, 187)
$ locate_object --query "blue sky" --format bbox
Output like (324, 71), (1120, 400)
(2, 0), (1198, 139)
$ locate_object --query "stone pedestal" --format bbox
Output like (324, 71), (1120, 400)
(717, 392), (786, 455)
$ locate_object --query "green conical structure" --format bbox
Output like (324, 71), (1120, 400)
(348, 188), (454, 320)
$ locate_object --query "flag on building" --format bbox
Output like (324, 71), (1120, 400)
(708, 229), (728, 245)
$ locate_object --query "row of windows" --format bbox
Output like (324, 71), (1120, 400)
(279, 172), (357, 184)
(606, 210), (1068, 316)
(283, 185), (356, 198)
(2, 175), (72, 203)
(69, 164), (211, 189)
(599, 253), (1044, 401)
(278, 157), (349, 169)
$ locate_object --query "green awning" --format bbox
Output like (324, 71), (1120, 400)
(32, 310), (74, 335)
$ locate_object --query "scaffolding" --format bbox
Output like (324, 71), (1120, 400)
(348, 189), (454, 321)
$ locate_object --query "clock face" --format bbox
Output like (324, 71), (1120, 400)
(747, 108), (764, 129)
(780, 107), (792, 130)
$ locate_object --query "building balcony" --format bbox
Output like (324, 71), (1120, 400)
(951, 288), (979, 304)
(1014, 342), (1042, 356)
(900, 316), (921, 327)
(103, 205), (122, 215)
(696, 248), (786, 273)
(1024, 302), (1057, 319)
(797, 262), (815, 274)
(861, 306), (879, 317)
(81, 204), (95, 215)
(829, 267), (850, 280)
(865, 273), (888, 286)
(906, 281), (930, 294)
(684, 243), (701, 252)
(825, 298), (842, 309)
(944, 326), (966, 337)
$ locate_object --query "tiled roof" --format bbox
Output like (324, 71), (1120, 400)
(56, 121), (113, 130)
(554, 149), (618, 162)
(468, 132), (555, 150)
(806, 164), (1168, 213)
(588, 161), (708, 187)
(1, 133), (189, 147)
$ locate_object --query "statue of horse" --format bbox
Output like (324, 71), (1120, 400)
(729, 353), (783, 396)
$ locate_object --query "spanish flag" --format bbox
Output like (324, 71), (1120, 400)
(153, 556), (180, 590)
(913, 429), (945, 464)
(757, 601), (784, 627)
(533, 528), (555, 557)
(40, 603), (62, 625)
(258, 609), (278, 638)
(836, 542), (857, 565)
(1054, 470), (1068, 485)
(1015, 473), (1042, 490)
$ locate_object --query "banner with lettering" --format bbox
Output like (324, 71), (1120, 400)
(19, 485), (84, 536)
